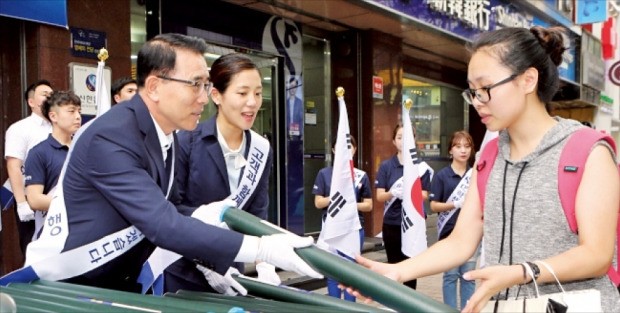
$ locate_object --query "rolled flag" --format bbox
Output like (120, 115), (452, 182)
(222, 207), (457, 312)
(95, 48), (111, 117)
(317, 87), (361, 259)
(1, 179), (14, 211)
(400, 98), (427, 257)
(232, 275), (384, 312)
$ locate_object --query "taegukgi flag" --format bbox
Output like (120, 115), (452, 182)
(401, 99), (427, 257)
(318, 87), (361, 258)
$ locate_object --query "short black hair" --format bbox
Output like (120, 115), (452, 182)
(112, 77), (138, 96)
(136, 33), (207, 87)
(25, 80), (52, 100)
(111, 77), (137, 97)
(42, 90), (81, 122)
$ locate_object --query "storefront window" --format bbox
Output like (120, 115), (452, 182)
(402, 76), (465, 162)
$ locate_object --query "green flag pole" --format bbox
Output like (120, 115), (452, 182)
(222, 208), (457, 313)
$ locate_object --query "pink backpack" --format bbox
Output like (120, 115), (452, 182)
(476, 127), (620, 286)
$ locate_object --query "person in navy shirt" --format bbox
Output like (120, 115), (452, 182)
(375, 124), (431, 290)
(25, 91), (81, 240)
(166, 53), (278, 294)
(313, 135), (372, 301)
(429, 130), (476, 309)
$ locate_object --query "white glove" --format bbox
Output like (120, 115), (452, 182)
(192, 199), (236, 227)
(452, 198), (464, 209)
(390, 184), (403, 200)
(255, 262), (281, 286)
(17, 202), (35, 222)
(256, 234), (323, 279)
(196, 265), (247, 296)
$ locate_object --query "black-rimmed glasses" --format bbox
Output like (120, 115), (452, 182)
(462, 74), (518, 105)
(157, 75), (213, 96)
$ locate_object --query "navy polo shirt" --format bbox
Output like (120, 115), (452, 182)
(429, 165), (470, 240)
(24, 134), (69, 194)
(375, 155), (432, 225)
(312, 166), (371, 225)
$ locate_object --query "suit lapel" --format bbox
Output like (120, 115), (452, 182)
(133, 98), (167, 193)
(203, 116), (230, 192)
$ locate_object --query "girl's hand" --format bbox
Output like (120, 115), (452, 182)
(460, 265), (522, 313)
(338, 255), (403, 303)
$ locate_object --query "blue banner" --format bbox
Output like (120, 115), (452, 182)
(0, 0), (67, 28)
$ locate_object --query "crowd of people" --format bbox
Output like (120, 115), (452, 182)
(2, 25), (619, 312)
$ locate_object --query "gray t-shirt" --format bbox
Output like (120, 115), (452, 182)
(482, 117), (619, 311)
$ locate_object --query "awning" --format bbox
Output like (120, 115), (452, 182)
(0, 0), (67, 29)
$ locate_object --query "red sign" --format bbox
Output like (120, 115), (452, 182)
(609, 61), (620, 86)
(372, 76), (383, 99)
(602, 18), (617, 60)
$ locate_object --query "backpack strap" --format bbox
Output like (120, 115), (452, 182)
(476, 137), (499, 212)
(558, 127), (619, 286)
(558, 128), (617, 232)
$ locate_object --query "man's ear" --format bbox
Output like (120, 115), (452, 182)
(144, 75), (160, 102)
(48, 110), (58, 124)
(113, 94), (121, 103)
(27, 96), (36, 109)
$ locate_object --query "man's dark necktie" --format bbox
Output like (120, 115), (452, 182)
(163, 147), (173, 194)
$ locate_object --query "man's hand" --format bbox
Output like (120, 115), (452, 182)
(17, 201), (35, 221)
(192, 199), (236, 227)
(255, 262), (281, 286)
(196, 265), (247, 296)
(256, 234), (323, 279)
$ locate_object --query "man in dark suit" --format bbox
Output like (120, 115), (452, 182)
(23, 33), (321, 292)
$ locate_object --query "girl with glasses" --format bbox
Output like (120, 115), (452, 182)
(350, 26), (619, 312)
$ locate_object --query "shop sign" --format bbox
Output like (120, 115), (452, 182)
(609, 61), (620, 87)
(68, 62), (112, 115)
(70, 27), (107, 59)
(369, 0), (576, 82)
(575, 0), (607, 25)
(373, 76), (384, 99)
(369, 0), (535, 40)
(581, 32), (605, 91)
(599, 94), (614, 114)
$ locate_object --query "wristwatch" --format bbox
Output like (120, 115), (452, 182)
(526, 261), (541, 282)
